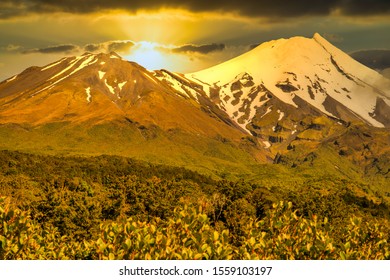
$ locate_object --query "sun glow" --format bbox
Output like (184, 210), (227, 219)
(124, 41), (169, 70)
(123, 41), (208, 73)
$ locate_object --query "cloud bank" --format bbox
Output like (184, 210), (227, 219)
(350, 49), (390, 70)
(172, 43), (225, 54)
(84, 41), (135, 53)
(22, 44), (79, 54)
(1, 0), (389, 19)
(16, 40), (226, 56)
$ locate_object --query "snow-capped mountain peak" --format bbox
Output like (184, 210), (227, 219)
(180, 33), (390, 129)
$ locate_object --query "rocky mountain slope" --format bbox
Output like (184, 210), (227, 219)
(0, 52), (243, 137)
(0, 34), (389, 181)
(0, 52), (263, 175)
(157, 33), (389, 148)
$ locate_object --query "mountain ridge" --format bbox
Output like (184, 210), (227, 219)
(0, 34), (389, 180)
(1, 34), (389, 130)
(182, 33), (390, 130)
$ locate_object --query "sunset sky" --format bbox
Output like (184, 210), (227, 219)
(1, 0), (389, 81)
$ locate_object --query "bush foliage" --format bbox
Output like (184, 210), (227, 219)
(1, 198), (389, 260)
(0, 150), (389, 260)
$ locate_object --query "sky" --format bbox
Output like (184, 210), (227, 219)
(0, 0), (390, 81)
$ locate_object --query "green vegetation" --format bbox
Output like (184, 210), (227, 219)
(0, 122), (258, 179)
(1, 199), (388, 260)
(0, 150), (389, 259)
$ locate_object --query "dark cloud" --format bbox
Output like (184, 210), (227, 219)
(350, 50), (390, 70)
(18, 40), (134, 55)
(172, 43), (225, 54)
(22, 44), (79, 54)
(0, 2), (27, 19)
(84, 44), (101, 52)
(107, 41), (134, 53)
(83, 41), (134, 53)
(1, 0), (389, 19)
(336, 0), (390, 15)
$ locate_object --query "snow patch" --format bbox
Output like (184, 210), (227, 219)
(6, 75), (17, 83)
(100, 62), (106, 65)
(215, 76), (270, 131)
(133, 80), (137, 84)
(263, 141), (271, 148)
(184, 74), (213, 97)
(49, 54), (96, 81)
(277, 110), (285, 121)
(261, 106), (273, 118)
(49, 57), (80, 80)
(143, 73), (158, 84)
(104, 79), (115, 94)
(67, 55), (97, 76)
(85, 87), (91, 103)
(34, 55), (97, 95)
(41, 58), (67, 71)
(98, 71), (105, 80)
(156, 71), (199, 101)
(118, 81), (127, 91)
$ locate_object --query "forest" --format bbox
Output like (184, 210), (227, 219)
(0, 150), (389, 259)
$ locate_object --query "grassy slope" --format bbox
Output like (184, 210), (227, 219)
(0, 121), (258, 179)
(0, 119), (388, 201)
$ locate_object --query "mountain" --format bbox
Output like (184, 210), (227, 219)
(0, 34), (389, 182)
(0, 52), (241, 134)
(0, 52), (263, 175)
(198, 34), (389, 126)
(159, 33), (389, 138)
